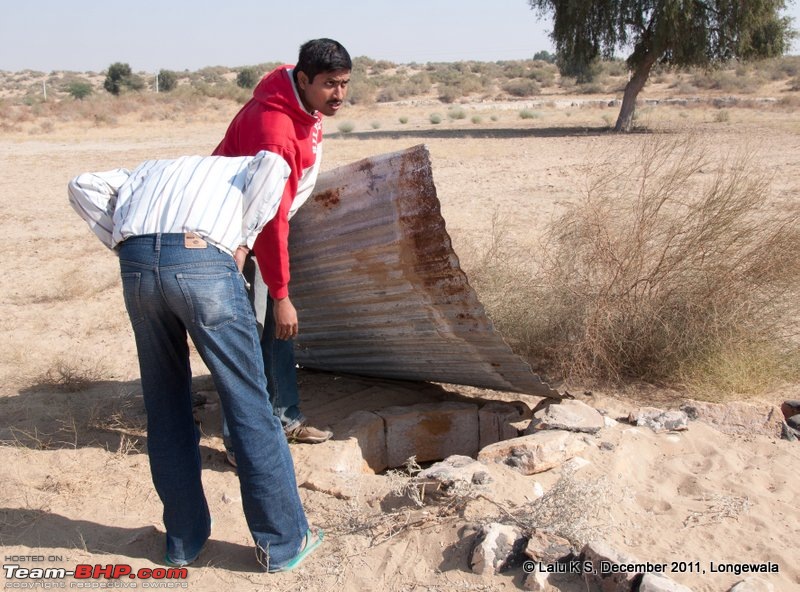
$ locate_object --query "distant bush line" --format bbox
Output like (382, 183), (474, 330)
(2, 55), (798, 113)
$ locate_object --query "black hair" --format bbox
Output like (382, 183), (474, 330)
(293, 38), (352, 84)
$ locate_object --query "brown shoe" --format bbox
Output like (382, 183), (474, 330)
(225, 450), (237, 468)
(285, 423), (332, 444)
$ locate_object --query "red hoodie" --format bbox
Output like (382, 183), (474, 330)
(213, 65), (323, 299)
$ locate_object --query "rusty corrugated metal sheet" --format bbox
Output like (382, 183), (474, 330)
(289, 144), (560, 398)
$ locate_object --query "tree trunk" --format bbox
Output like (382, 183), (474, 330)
(614, 53), (658, 132)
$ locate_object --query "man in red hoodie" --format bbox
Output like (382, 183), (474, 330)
(213, 39), (351, 452)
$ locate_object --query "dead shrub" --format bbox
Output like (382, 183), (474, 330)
(512, 469), (612, 547)
(472, 135), (800, 394)
(37, 358), (108, 392)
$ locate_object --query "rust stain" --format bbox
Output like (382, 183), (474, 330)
(420, 415), (453, 436)
(313, 187), (341, 209)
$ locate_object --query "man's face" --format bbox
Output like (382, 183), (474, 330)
(297, 69), (350, 116)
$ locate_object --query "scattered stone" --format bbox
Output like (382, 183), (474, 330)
(581, 540), (643, 592)
(639, 573), (694, 592)
(526, 399), (605, 434)
(378, 402), (479, 468)
(479, 401), (528, 448)
(524, 529), (573, 563)
(599, 441), (616, 451)
(603, 416), (618, 428)
(469, 522), (526, 575)
(780, 421), (798, 442)
(629, 407), (689, 433)
(728, 576), (775, 592)
(562, 456), (591, 471)
(478, 430), (588, 475)
(787, 414), (800, 430)
(680, 400), (784, 438)
(221, 492), (238, 504)
(780, 400), (800, 420)
(522, 534), (576, 591)
(301, 472), (391, 500)
(416, 455), (492, 497)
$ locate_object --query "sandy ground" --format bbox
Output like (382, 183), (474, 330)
(1, 93), (799, 592)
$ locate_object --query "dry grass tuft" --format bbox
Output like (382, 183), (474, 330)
(512, 469), (612, 547)
(37, 358), (108, 392)
(472, 135), (800, 396)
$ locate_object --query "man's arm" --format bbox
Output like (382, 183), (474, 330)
(67, 169), (131, 249)
(252, 178), (300, 340)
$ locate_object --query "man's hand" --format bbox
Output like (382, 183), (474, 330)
(273, 296), (299, 340)
(234, 246), (249, 272)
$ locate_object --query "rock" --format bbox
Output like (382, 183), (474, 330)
(728, 576), (775, 592)
(526, 399), (605, 434)
(221, 492), (239, 504)
(479, 401), (528, 448)
(469, 522), (526, 575)
(521, 530), (574, 591)
(581, 540), (642, 592)
(416, 455), (492, 497)
(680, 400), (784, 438)
(478, 430), (588, 475)
(335, 410), (388, 473)
(629, 407), (689, 433)
(524, 529), (573, 563)
(787, 413), (800, 430)
(782, 421), (799, 441)
(377, 402), (479, 468)
(563, 456), (591, 471)
(640, 574), (695, 592)
(780, 400), (800, 420)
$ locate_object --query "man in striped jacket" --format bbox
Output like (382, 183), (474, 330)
(68, 151), (324, 572)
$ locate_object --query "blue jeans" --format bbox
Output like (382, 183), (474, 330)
(118, 234), (308, 567)
(222, 257), (304, 451)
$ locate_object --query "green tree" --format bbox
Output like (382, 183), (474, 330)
(103, 63), (146, 95)
(236, 67), (260, 89)
(528, 1), (796, 131)
(157, 69), (178, 92)
(103, 62), (132, 95)
(66, 81), (93, 100)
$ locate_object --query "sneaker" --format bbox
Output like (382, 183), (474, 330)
(285, 423), (332, 444)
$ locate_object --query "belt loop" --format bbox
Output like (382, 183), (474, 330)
(155, 233), (162, 252)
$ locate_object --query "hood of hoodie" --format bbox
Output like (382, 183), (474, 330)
(253, 66), (319, 127)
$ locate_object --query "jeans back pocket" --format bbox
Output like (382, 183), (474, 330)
(176, 271), (237, 330)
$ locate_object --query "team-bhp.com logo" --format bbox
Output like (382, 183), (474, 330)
(4, 556), (188, 588)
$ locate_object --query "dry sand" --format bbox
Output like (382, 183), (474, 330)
(1, 93), (799, 592)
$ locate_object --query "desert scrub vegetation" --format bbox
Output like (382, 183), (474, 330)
(2, 56), (799, 130)
(36, 358), (109, 392)
(471, 136), (800, 397)
(337, 121), (355, 134)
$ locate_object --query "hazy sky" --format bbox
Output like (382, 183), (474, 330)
(1, 1), (798, 73)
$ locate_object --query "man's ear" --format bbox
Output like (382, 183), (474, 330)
(296, 71), (309, 90)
